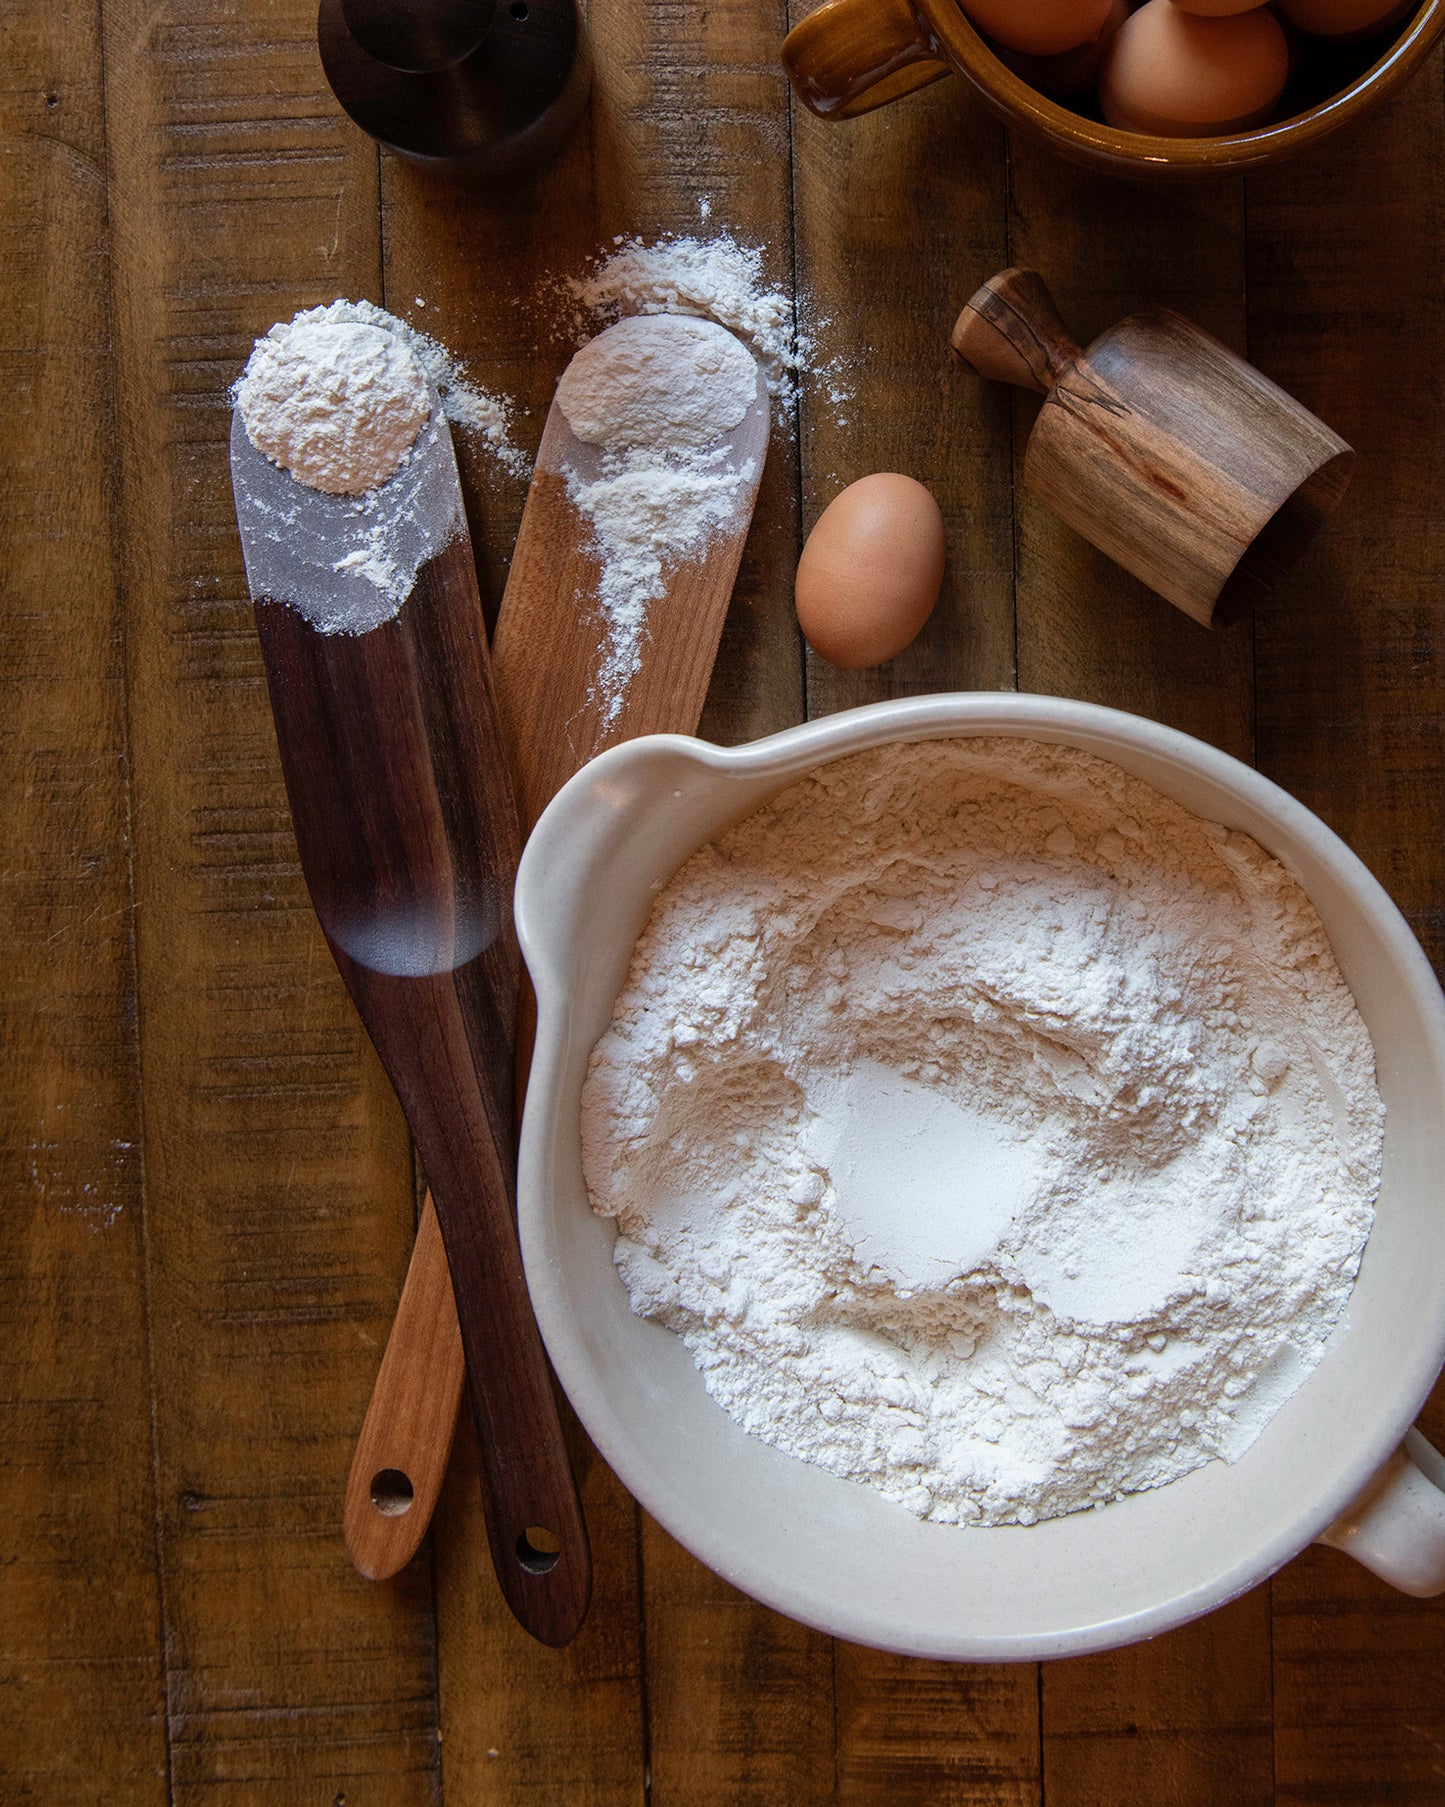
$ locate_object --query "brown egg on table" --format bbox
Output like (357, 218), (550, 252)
(1277, 0), (1413, 37)
(984, 0), (1129, 97)
(963, 0), (1114, 58)
(1100, 0), (1290, 135)
(795, 474), (946, 671)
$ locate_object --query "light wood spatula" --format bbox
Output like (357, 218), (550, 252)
(345, 322), (770, 1581)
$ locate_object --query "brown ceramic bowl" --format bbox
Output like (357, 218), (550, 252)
(783, 0), (1445, 180)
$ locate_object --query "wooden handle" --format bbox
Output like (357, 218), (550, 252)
(783, 0), (950, 120)
(344, 1193), (465, 1580)
(950, 267), (1081, 394)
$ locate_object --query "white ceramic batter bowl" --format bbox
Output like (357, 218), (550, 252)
(514, 694), (1445, 1660)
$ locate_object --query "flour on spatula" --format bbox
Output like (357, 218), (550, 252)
(551, 315), (762, 727)
(581, 738), (1385, 1528)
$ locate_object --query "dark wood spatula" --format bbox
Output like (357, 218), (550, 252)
(229, 395), (589, 1647)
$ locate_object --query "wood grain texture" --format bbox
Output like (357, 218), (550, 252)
(1244, 72), (1445, 1806)
(98, 2), (443, 1797)
(492, 376), (769, 829)
(0, 5), (168, 1801)
(1043, 1596), (1273, 1807)
(642, 1523), (835, 1807)
(1006, 148), (1254, 758)
(833, 1643), (1039, 1805)
(790, 71), (1017, 714)
(1005, 144), (1272, 1807)
(568, 0), (818, 1794)
(378, 97), (651, 1807)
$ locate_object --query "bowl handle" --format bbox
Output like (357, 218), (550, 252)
(1315, 1429), (1445, 1597)
(782, 0), (950, 119)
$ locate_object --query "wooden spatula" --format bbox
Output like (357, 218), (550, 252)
(230, 394), (590, 1646)
(345, 322), (770, 1580)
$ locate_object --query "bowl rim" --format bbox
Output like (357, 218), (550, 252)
(516, 693), (1445, 1659)
(921, 0), (1445, 174)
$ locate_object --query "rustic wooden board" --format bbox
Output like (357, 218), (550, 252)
(380, 132), (648, 1807)
(0, 5), (169, 1802)
(96, 2), (443, 1798)
(1004, 142), (1275, 1807)
(642, 1523), (835, 1807)
(833, 1642), (1040, 1805)
(1245, 72), (1445, 1806)
(9, 0), (1445, 1793)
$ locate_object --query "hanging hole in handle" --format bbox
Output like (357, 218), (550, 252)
(510, 5), (529, 19)
(370, 1468), (415, 1517)
(516, 1525), (561, 1573)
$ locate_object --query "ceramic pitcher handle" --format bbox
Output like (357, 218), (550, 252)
(1316, 1429), (1445, 1597)
(783, 0), (950, 119)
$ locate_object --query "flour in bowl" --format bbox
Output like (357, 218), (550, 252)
(580, 738), (1385, 1527)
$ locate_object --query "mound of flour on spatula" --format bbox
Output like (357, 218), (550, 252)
(552, 314), (761, 726)
(581, 737), (1385, 1528)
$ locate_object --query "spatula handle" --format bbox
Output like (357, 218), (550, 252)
(338, 953), (589, 1646)
(344, 1192), (464, 1581)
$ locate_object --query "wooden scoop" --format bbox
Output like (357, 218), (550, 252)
(951, 267), (1355, 627)
(344, 319), (771, 1580)
(230, 395), (589, 1646)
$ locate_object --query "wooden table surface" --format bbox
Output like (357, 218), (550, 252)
(5, 1), (1445, 1801)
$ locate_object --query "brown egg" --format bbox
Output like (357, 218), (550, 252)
(964, 0), (1114, 58)
(1100, 0), (1290, 136)
(796, 475), (946, 671)
(1171, 0), (1269, 14)
(985, 0), (1129, 97)
(1277, 0), (1412, 37)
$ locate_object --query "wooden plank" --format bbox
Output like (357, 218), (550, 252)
(0, 6), (169, 1802)
(1042, 1596), (1273, 1807)
(98, 4), (446, 1799)
(834, 1643), (1040, 1805)
(789, 61), (1041, 1805)
(642, 1523), (835, 1807)
(588, 0), (819, 1792)
(792, 75), (1018, 713)
(378, 68), (648, 1807)
(1004, 144), (1274, 1806)
(1244, 72), (1445, 1806)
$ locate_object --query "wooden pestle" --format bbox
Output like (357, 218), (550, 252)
(951, 268), (1356, 627)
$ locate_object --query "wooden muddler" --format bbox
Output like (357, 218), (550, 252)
(951, 268), (1355, 627)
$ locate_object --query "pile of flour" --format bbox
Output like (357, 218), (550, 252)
(552, 314), (762, 725)
(233, 300), (526, 631)
(581, 738), (1385, 1528)
(563, 233), (830, 412)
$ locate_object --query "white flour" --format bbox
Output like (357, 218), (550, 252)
(581, 738), (1385, 1528)
(236, 315), (431, 496)
(233, 300), (527, 632)
(552, 315), (762, 726)
(563, 231), (850, 417)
